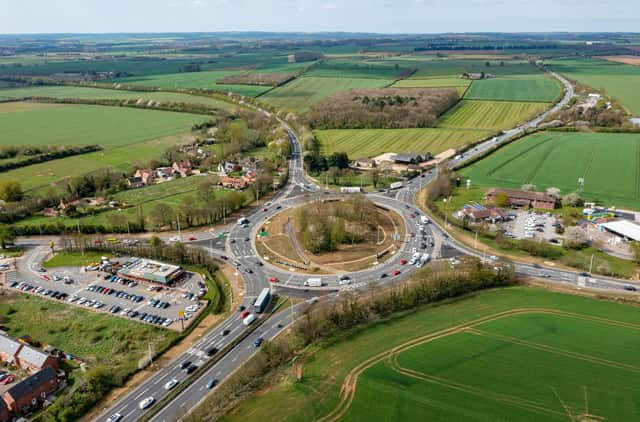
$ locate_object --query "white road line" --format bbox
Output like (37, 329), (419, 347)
(134, 387), (150, 400)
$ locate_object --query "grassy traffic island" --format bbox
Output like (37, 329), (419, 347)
(256, 196), (406, 273)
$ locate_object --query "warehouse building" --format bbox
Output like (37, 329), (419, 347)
(598, 220), (640, 242)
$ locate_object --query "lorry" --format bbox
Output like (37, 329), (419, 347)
(389, 181), (404, 190)
(416, 253), (430, 268)
(304, 278), (322, 287)
(242, 313), (257, 326)
(254, 287), (271, 313)
(420, 215), (430, 225)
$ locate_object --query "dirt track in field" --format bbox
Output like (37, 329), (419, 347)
(314, 308), (640, 422)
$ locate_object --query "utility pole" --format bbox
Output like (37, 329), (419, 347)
(475, 231), (478, 249)
(589, 254), (594, 274)
(126, 220), (130, 236)
(177, 214), (181, 242)
(443, 198), (448, 228)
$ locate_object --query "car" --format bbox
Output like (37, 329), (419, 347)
(241, 310), (250, 319)
(263, 208), (268, 212)
(533, 263), (542, 269)
(168, 236), (179, 242)
(538, 272), (551, 278)
(254, 337), (264, 347)
(580, 272), (591, 277)
(139, 396), (155, 410)
(179, 360), (191, 370)
(400, 259), (407, 265)
(164, 378), (179, 390)
(37, 267), (47, 273)
(221, 329), (230, 336)
(379, 273), (388, 279)
(276, 205), (282, 210)
(269, 277), (279, 283)
(239, 305), (246, 311)
(1, 375), (14, 385)
(244, 237), (250, 242)
(106, 413), (123, 422)
(188, 236), (197, 241)
(206, 379), (218, 389)
(206, 347), (218, 356)
(623, 285), (637, 292)
(393, 270), (401, 276)
(244, 268), (253, 274)
(409, 232), (415, 238)
(256, 261), (264, 266)
(185, 364), (198, 374)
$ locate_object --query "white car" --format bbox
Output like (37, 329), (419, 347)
(164, 378), (179, 390)
(139, 396), (155, 409)
(106, 413), (122, 422)
(168, 236), (179, 242)
(338, 279), (351, 286)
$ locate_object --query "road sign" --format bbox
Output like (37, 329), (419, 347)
(178, 310), (185, 319)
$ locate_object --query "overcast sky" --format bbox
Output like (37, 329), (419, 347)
(2, 0), (638, 34)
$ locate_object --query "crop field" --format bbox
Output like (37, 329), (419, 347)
(0, 102), (207, 190)
(113, 70), (272, 97)
(316, 128), (490, 158)
(438, 100), (548, 130)
(220, 287), (640, 422)
(303, 59), (412, 79)
(410, 60), (541, 78)
(464, 76), (561, 102)
(547, 58), (640, 114)
(261, 76), (393, 112)
(0, 85), (235, 109)
(461, 132), (640, 209)
(391, 77), (471, 91)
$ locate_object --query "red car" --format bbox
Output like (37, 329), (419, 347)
(41, 275), (51, 281)
(410, 232), (415, 238)
(269, 277), (279, 283)
(263, 208), (268, 212)
(400, 259), (407, 265)
(1, 375), (14, 385)
(188, 236), (197, 241)
(240, 310), (249, 319)
(393, 270), (401, 276)
(409, 213), (415, 218)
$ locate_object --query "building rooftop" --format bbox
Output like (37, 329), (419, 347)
(0, 333), (22, 357)
(486, 188), (556, 203)
(599, 220), (640, 242)
(118, 257), (182, 284)
(17, 344), (51, 368)
(5, 366), (57, 401)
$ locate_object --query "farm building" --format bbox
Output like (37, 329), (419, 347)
(117, 257), (184, 285)
(392, 152), (431, 165)
(486, 188), (556, 210)
(351, 158), (376, 169)
(598, 220), (640, 242)
(3, 367), (59, 414)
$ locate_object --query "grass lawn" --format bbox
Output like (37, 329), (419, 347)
(438, 100), (549, 131)
(113, 70), (272, 97)
(547, 58), (640, 115)
(220, 287), (640, 422)
(316, 128), (490, 158)
(460, 131), (640, 209)
(0, 85), (235, 109)
(43, 251), (110, 268)
(0, 102), (207, 191)
(464, 76), (562, 102)
(0, 289), (177, 376)
(261, 76), (393, 112)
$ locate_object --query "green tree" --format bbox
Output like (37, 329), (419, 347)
(492, 191), (509, 207)
(0, 180), (23, 202)
(0, 225), (16, 249)
(371, 169), (380, 188)
(149, 235), (163, 249)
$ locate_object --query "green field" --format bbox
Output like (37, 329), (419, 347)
(391, 77), (471, 90)
(548, 58), (640, 115)
(113, 70), (272, 97)
(410, 60), (542, 78)
(439, 100), (549, 130)
(461, 132), (640, 209)
(464, 76), (561, 102)
(0, 85), (235, 109)
(0, 102), (207, 190)
(261, 76), (393, 112)
(316, 128), (490, 158)
(220, 287), (640, 422)
(303, 59), (410, 79)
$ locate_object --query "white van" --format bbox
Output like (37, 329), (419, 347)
(243, 314), (257, 326)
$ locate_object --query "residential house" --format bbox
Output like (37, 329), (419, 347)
(0, 398), (8, 422)
(172, 160), (193, 178)
(155, 167), (175, 180)
(242, 170), (258, 185)
(221, 177), (247, 190)
(126, 176), (145, 189)
(3, 367), (58, 414)
(16, 344), (58, 374)
(218, 161), (240, 176)
(351, 158), (376, 169)
(0, 333), (22, 366)
(133, 169), (155, 185)
(486, 188), (557, 210)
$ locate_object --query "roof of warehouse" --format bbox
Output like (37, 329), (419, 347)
(600, 220), (640, 241)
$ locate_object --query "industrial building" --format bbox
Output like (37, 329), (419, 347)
(117, 257), (184, 285)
